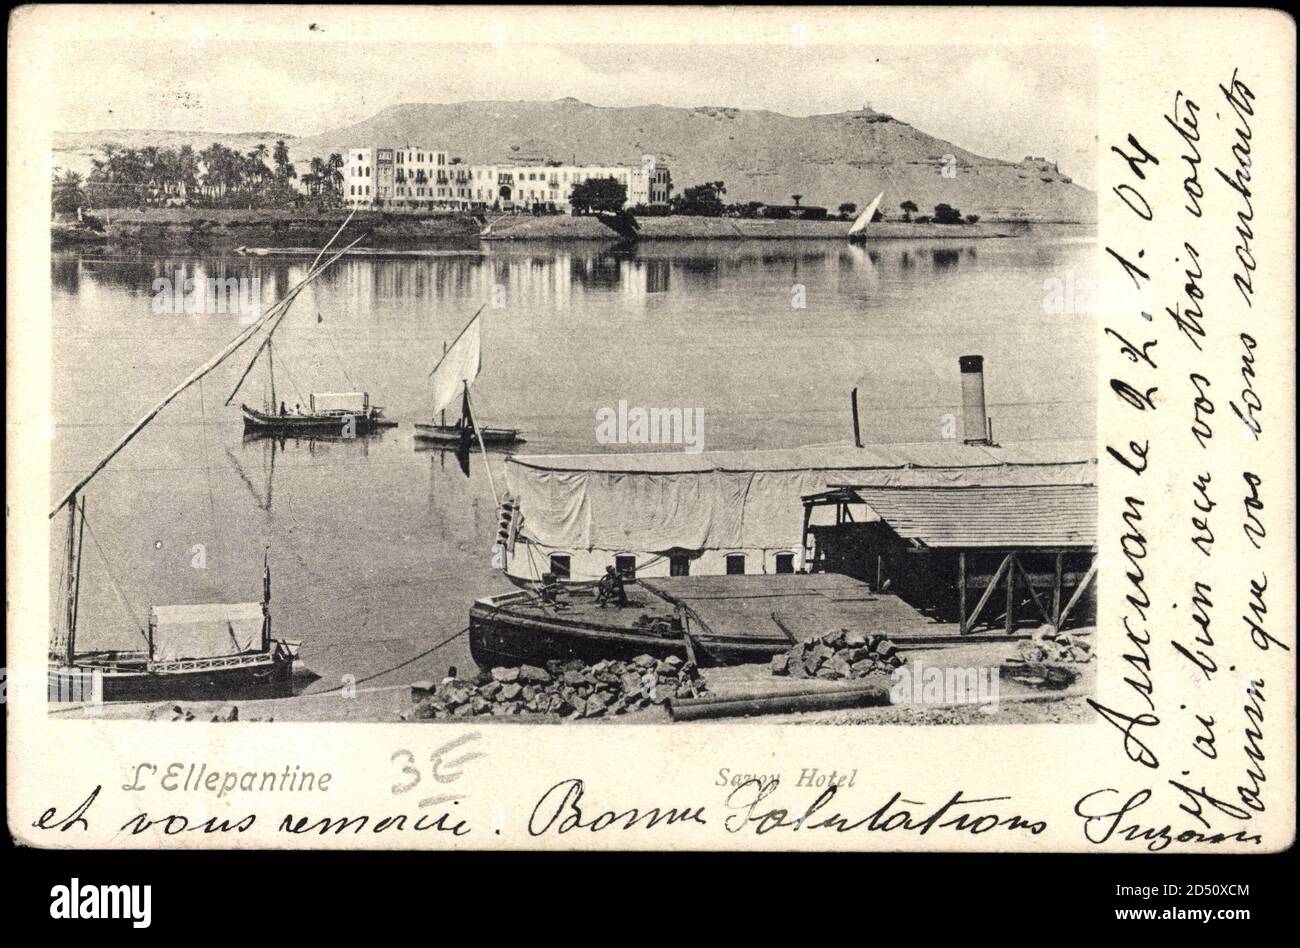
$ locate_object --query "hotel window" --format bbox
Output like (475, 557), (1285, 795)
(614, 555), (636, 579)
(725, 554), (746, 575)
(669, 554), (690, 577)
(774, 552), (795, 574)
(548, 554), (571, 580)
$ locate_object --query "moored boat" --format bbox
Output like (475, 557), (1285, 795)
(241, 393), (396, 435)
(49, 550), (300, 704)
(419, 306), (523, 451)
(469, 573), (1006, 670)
(45, 222), (360, 705)
(413, 421), (521, 447)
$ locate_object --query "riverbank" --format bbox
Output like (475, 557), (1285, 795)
(52, 207), (480, 252)
(52, 206), (1080, 252)
(483, 214), (1032, 241)
(52, 637), (1094, 725)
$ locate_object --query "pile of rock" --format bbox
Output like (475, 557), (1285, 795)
(1018, 630), (1092, 664)
(770, 630), (904, 680)
(410, 654), (707, 721)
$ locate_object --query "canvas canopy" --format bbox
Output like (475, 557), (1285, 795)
(310, 392), (369, 414)
(506, 440), (1096, 553)
(149, 602), (265, 662)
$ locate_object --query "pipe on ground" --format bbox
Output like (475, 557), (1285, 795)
(668, 680), (891, 721)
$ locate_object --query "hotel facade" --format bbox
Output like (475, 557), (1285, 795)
(344, 146), (671, 212)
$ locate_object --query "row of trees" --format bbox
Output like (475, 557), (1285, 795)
(897, 200), (979, 225)
(53, 141), (346, 212)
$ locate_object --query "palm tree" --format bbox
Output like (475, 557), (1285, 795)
(52, 170), (86, 215)
(327, 153), (344, 196)
(273, 140), (295, 181)
(900, 200), (918, 222)
(791, 194), (803, 207)
(308, 157), (326, 197)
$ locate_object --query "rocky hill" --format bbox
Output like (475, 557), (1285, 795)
(292, 98), (1095, 223)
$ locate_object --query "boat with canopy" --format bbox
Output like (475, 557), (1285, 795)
(47, 222), (362, 702)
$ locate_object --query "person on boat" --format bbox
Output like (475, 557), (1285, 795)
(279, 400), (287, 416)
(595, 565), (628, 608)
(539, 572), (560, 605)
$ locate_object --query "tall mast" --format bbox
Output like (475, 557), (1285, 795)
(50, 226), (365, 519)
(268, 337), (277, 411)
(226, 210), (360, 409)
(439, 341), (447, 426)
(69, 496), (86, 664)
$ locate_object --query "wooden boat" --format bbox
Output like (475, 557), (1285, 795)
(226, 239), (393, 435)
(241, 394), (396, 435)
(49, 538), (300, 704)
(413, 421), (521, 447)
(417, 306), (523, 449)
(847, 191), (885, 242)
(45, 221), (362, 704)
(469, 572), (1013, 669)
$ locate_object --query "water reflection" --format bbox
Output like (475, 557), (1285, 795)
(54, 239), (995, 314)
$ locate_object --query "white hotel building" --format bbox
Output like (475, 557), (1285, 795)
(344, 146), (670, 212)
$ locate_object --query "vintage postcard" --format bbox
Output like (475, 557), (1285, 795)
(6, 5), (1295, 859)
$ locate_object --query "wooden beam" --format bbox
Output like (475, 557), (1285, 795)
(958, 551), (968, 634)
(1005, 553), (1015, 632)
(1057, 556), (1099, 629)
(1015, 554), (1054, 625)
(1052, 552), (1064, 627)
(963, 553), (1011, 633)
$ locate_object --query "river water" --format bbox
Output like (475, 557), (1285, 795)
(50, 230), (1097, 702)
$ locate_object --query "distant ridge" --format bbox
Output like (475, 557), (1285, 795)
(292, 98), (1095, 222)
(55, 98), (1095, 222)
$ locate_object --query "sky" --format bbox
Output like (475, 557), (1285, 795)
(51, 38), (1098, 188)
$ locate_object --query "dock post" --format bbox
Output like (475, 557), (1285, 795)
(958, 552), (967, 634)
(1005, 552), (1015, 632)
(1052, 552), (1064, 629)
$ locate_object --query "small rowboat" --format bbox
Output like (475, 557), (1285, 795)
(413, 422), (521, 447)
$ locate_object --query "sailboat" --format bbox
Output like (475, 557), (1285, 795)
(413, 307), (522, 449)
(46, 225), (361, 704)
(228, 269), (395, 435)
(848, 191), (885, 242)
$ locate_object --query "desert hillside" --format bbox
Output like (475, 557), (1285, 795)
(293, 98), (1095, 222)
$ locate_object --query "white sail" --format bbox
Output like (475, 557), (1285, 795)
(848, 191), (885, 235)
(429, 314), (482, 417)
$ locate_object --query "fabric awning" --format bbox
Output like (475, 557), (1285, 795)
(149, 602), (265, 662)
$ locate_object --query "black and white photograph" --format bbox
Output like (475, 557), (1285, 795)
(7, 5), (1295, 873)
(42, 20), (1101, 727)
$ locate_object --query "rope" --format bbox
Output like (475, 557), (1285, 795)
(307, 626), (470, 695)
(318, 312), (357, 389)
(271, 346), (307, 405)
(79, 510), (149, 645)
